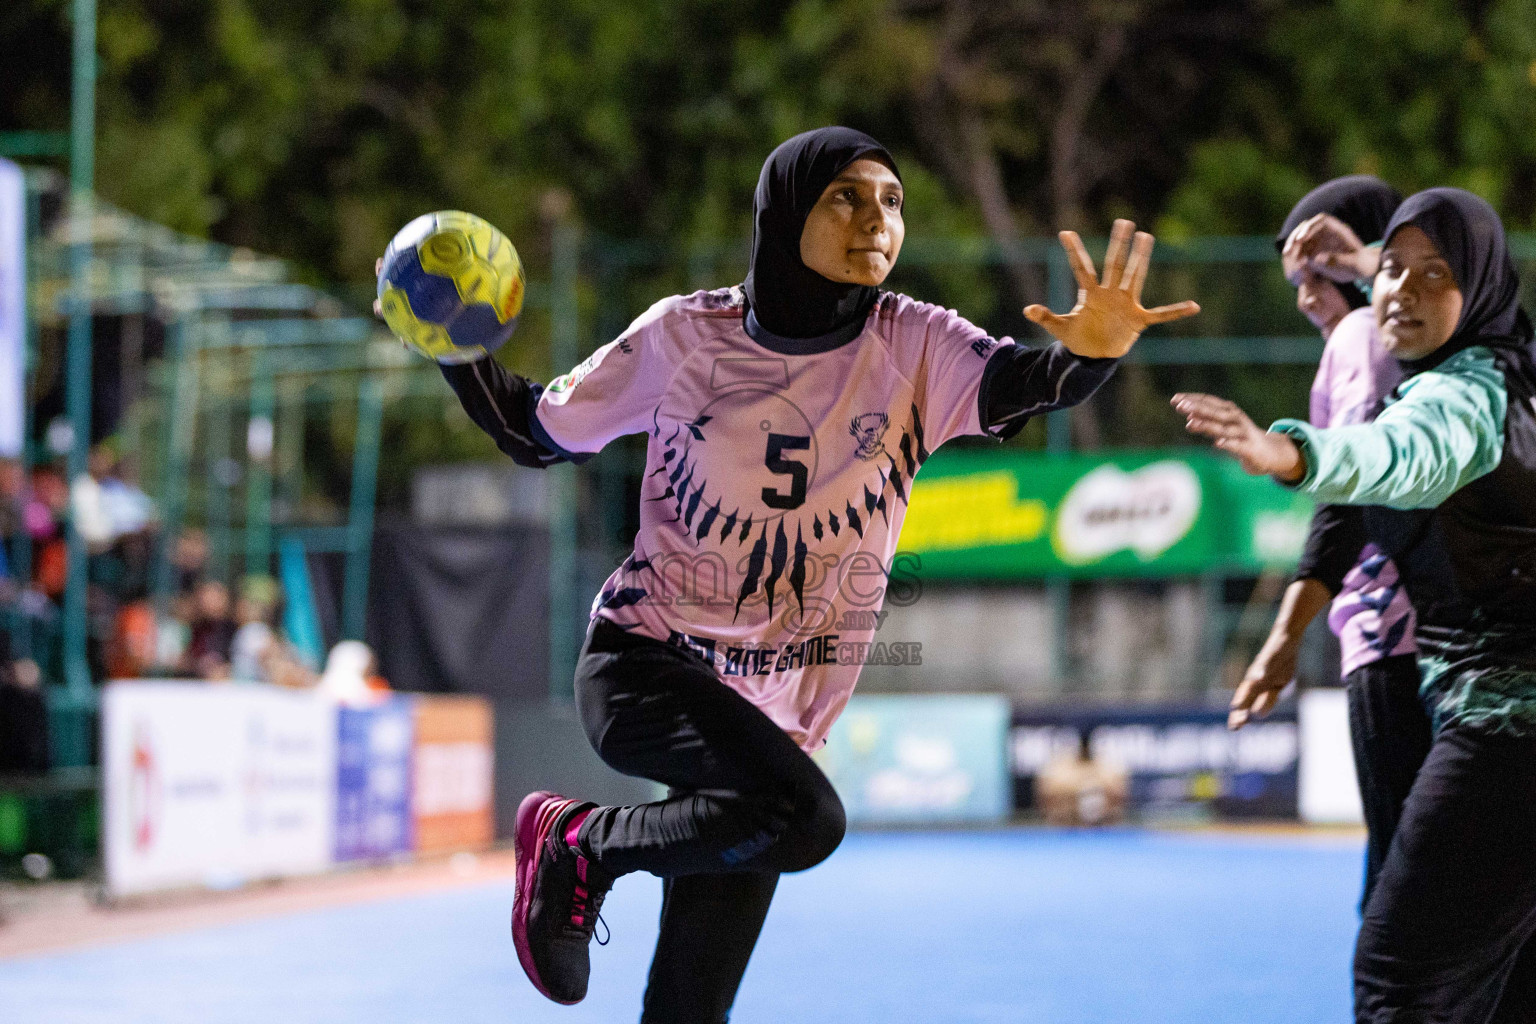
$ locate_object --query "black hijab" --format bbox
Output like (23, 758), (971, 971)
(1275, 175), (1402, 309)
(1383, 187), (1534, 373)
(743, 127), (901, 341)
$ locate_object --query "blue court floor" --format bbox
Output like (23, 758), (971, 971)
(0, 830), (1362, 1024)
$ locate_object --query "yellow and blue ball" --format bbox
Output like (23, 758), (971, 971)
(376, 211), (526, 364)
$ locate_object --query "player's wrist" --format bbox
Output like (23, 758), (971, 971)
(1059, 331), (1133, 361)
(1263, 433), (1306, 484)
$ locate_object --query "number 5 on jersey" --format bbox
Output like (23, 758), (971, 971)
(762, 433), (810, 509)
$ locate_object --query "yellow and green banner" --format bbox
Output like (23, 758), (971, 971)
(900, 449), (1314, 579)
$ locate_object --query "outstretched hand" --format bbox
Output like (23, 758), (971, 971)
(1024, 219), (1200, 359)
(1172, 393), (1307, 482)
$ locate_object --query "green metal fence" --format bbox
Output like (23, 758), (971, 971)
(18, 163), (1536, 722)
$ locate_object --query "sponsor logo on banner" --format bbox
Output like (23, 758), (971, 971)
(899, 471), (1049, 552)
(130, 725), (158, 851)
(816, 695), (1010, 823)
(1011, 708), (1299, 819)
(412, 696), (495, 854)
(1251, 510), (1311, 565)
(103, 682), (337, 897)
(864, 732), (974, 811)
(1052, 460), (1201, 565)
(900, 449), (1313, 578)
(335, 701), (414, 862)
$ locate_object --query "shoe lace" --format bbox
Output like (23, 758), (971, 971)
(567, 866), (612, 946)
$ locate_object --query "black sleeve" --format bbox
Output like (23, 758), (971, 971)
(1293, 503), (1367, 595)
(439, 358), (569, 469)
(977, 342), (1120, 441)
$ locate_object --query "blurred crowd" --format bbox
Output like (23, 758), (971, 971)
(0, 443), (391, 773)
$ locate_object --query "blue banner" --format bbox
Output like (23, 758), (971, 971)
(1011, 708), (1300, 820)
(816, 695), (1011, 824)
(335, 700), (414, 861)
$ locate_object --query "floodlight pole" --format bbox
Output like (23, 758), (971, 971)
(548, 219), (580, 701)
(60, 0), (97, 715)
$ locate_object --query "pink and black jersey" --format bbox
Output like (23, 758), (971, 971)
(444, 286), (1116, 749)
(1294, 307), (1417, 675)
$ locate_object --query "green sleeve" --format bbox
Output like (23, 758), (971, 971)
(1268, 345), (1506, 509)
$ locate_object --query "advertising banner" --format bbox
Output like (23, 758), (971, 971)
(1011, 707), (1300, 820)
(1298, 689), (1364, 824)
(0, 159), (23, 458)
(816, 695), (1011, 823)
(102, 681), (337, 897)
(901, 449), (1314, 579)
(335, 700), (414, 862)
(412, 695), (495, 854)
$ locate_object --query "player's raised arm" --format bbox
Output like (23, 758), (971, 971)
(1024, 219), (1200, 359)
(1172, 393), (1307, 481)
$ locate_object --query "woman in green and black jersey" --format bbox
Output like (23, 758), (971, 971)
(1178, 187), (1536, 1024)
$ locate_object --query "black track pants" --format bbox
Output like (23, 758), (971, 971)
(1345, 654), (1434, 908)
(572, 618), (845, 1023)
(1355, 725), (1536, 1023)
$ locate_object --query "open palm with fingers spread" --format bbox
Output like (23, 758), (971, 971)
(1024, 218), (1201, 359)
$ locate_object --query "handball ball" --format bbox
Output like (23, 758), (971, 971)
(376, 211), (525, 364)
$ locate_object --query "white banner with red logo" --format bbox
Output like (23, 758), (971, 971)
(102, 681), (338, 898)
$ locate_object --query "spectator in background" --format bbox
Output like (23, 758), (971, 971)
(107, 598), (158, 679)
(0, 458), (25, 550)
(230, 575), (280, 683)
(1036, 733), (1129, 827)
(264, 639), (319, 690)
(169, 530), (208, 595)
(30, 467), (68, 600)
(97, 452), (155, 541)
(186, 580), (236, 679)
(0, 635), (47, 773)
(153, 591), (194, 676)
(70, 446), (116, 552)
(316, 640), (390, 706)
(27, 467), (66, 544)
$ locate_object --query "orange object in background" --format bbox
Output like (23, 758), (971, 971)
(36, 538), (66, 597)
(411, 695), (494, 855)
(107, 601), (158, 678)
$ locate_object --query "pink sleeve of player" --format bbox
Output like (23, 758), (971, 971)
(532, 297), (681, 456)
(1318, 308), (1382, 428)
(893, 297), (1010, 448)
(1308, 342), (1334, 428)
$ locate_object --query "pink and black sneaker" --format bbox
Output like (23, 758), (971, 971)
(511, 791), (615, 1004)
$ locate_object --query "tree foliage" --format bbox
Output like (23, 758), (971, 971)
(1161, 0), (1536, 235)
(8, 0), (1536, 281)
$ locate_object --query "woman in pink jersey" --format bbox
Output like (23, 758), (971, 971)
(1235, 176), (1431, 908)
(442, 127), (1197, 1018)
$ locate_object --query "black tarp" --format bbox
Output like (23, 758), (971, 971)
(308, 523), (551, 702)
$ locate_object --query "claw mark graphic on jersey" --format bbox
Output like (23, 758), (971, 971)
(638, 385), (931, 618)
